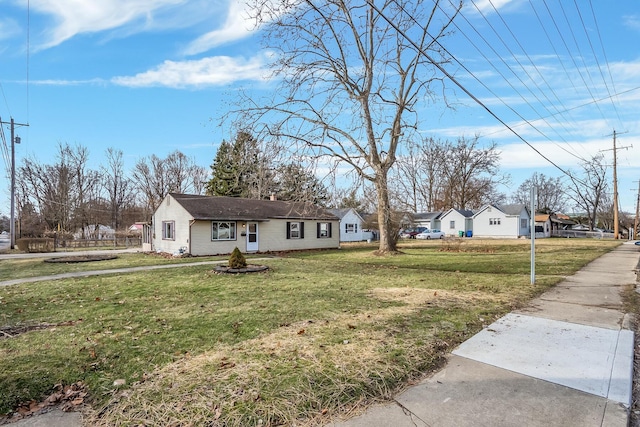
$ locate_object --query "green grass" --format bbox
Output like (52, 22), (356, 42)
(0, 239), (621, 425)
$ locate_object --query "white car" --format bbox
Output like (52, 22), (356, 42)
(415, 229), (445, 240)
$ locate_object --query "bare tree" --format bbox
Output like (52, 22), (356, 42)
(391, 136), (506, 212)
(566, 154), (609, 230)
(438, 136), (507, 210)
(237, 0), (462, 253)
(17, 143), (91, 233)
(511, 172), (567, 213)
(391, 137), (449, 212)
(101, 148), (134, 230)
(132, 150), (207, 217)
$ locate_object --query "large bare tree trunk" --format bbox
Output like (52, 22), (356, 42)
(374, 174), (396, 253)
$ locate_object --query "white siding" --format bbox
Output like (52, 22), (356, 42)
(258, 220), (340, 252)
(152, 195), (193, 254)
(439, 210), (468, 237)
(473, 206), (530, 238)
(339, 209), (365, 242)
(190, 221), (243, 256)
(189, 219), (340, 255)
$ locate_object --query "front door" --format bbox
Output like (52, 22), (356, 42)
(246, 222), (259, 252)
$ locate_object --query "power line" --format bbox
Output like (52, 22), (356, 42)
(366, 0), (586, 187)
(442, 0), (588, 161)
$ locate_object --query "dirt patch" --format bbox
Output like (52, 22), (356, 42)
(0, 320), (81, 339)
(44, 255), (118, 263)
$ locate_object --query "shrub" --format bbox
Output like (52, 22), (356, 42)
(228, 247), (247, 269)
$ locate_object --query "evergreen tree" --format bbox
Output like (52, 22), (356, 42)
(205, 140), (243, 197)
(206, 131), (272, 198)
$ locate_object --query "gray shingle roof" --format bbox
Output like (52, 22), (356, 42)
(169, 193), (339, 221)
(414, 211), (443, 220)
(498, 204), (528, 216)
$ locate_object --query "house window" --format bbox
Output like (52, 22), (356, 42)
(287, 221), (304, 239)
(318, 222), (332, 238)
(520, 219), (528, 228)
(212, 222), (236, 240)
(449, 220), (455, 229)
(489, 218), (501, 226)
(162, 221), (175, 240)
(345, 223), (358, 233)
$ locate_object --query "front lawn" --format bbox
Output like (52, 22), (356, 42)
(0, 239), (620, 426)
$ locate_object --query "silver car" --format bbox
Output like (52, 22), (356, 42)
(415, 229), (445, 239)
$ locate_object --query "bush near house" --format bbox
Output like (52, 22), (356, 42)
(228, 247), (247, 268)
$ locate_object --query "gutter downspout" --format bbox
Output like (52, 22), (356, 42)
(189, 219), (196, 255)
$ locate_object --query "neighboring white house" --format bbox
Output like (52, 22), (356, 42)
(328, 208), (370, 242)
(473, 204), (530, 238)
(152, 193), (340, 256)
(413, 212), (443, 230)
(439, 209), (474, 237)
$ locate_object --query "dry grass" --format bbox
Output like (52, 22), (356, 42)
(88, 287), (501, 426)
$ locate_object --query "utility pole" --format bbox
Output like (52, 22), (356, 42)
(602, 130), (631, 239)
(634, 180), (640, 241)
(612, 130), (619, 239)
(1, 116), (28, 250)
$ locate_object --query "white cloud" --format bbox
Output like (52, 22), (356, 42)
(28, 0), (187, 50)
(499, 137), (613, 170)
(111, 53), (272, 88)
(623, 15), (640, 31)
(464, 0), (518, 15)
(183, 1), (255, 55)
(0, 17), (21, 41)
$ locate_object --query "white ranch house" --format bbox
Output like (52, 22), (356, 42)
(152, 193), (340, 256)
(472, 204), (530, 238)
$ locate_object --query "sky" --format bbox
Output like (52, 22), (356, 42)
(1, 0), (639, 216)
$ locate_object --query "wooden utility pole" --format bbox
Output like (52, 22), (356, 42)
(602, 130), (630, 239)
(0, 116), (28, 249)
(613, 131), (619, 239)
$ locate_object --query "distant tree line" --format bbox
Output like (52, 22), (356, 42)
(10, 132), (332, 238)
(5, 131), (629, 238)
(15, 143), (207, 238)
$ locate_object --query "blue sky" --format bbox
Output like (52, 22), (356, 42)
(1, 0), (639, 215)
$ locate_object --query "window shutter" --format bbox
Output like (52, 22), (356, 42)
(300, 222), (304, 239)
(286, 222), (291, 239)
(317, 223), (321, 238)
(328, 223), (332, 238)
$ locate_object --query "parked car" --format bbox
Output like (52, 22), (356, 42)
(416, 229), (445, 239)
(400, 227), (427, 239)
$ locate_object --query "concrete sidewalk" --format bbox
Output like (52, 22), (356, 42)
(327, 242), (639, 427)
